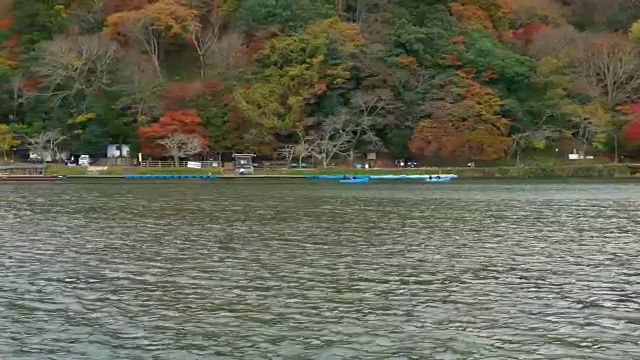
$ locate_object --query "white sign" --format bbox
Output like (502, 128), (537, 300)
(187, 161), (202, 169)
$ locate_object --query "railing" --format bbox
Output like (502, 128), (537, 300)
(140, 160), (221, 168)
(261, 161), (290, 169)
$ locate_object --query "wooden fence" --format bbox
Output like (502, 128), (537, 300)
(141, 160), (221, 168)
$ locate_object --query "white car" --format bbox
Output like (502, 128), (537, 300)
(78, 155), (91, 166)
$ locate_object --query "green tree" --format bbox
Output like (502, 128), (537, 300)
(234, 18), (362, 132)
(235, 0), (335, 33)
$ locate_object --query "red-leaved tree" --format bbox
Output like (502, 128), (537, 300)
(138, 109), (208, 159)
(620, 101), (640, 146)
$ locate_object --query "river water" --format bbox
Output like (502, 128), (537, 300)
(1, 179), (640, 359)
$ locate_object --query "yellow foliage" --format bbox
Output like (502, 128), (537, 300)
(235, 18), (363, 131)
(305, 17), (364, 51)
(0, 124), (20, 160)
(68, 112), (96, 124)
(105, 0), (199, 41)
(630, 20), (640, 43)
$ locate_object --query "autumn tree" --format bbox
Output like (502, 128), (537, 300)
(409, 70), (513, 162)
(0, 123), (19, 161)
(114, 52), (164, 124)
(105, 0), (199, 79)
(527, 25), (589, 59)
(449, 2), (495, 33)
(138, 109), (208, 156)
(570, 34), (640, 106)
(308, 110), (376, 168)
(563, 101), (617, 155)
(236, 0), (335, 33)
(24, 130), (68, 162)
(188, 0), (242, 78)
(158, 132), (205, 165)
(234, 18), (363, 133)
(624, 120), (640, 145)
(69, 0), (108, 33)
(509, 0), (566, 27)
(35, 33), (122, 106)
(509, 123), (557, 167)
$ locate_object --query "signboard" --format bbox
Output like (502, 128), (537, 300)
(187, 161), (202, 169)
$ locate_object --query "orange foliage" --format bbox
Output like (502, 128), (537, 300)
(138, 109), (208, 154)
(499, 30), (516, 41)
(20, 78), (40, 92)
(312, 80), (328, 94)
(409, 70), (512, 161)
(5, 34), (18, 49)
(162, 80), (225, 110)
(104, 0), (150, 16)
(451, 35), (465, 47)
(440, 54), (462, 66)
(223, 105), (278, 155)
(397, 55), (418, 69)
(481, 69), (498, 81)
(238, 26), (281, 63)
(508, 0), (566, 27)
(105, 0), (199, 44)
(514, 23), (547, 45)
(455, 0), (512, 30)
(450, 3), (494, 31)
(0, 17), (12, 29)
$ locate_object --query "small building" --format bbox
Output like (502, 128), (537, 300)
(107, 144), (130, 158)
(233, 154), (255, 175)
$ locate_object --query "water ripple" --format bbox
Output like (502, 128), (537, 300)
(1, 179), (639, 359)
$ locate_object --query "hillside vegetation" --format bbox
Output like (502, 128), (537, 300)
(2, 0), (640, 165)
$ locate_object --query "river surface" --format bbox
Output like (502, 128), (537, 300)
(1, 179), (640, 359)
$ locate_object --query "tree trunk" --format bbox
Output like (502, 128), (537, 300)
(516, 149), (521, 167)
(198, 54), (205, 79)
(614, 134), (619, 164)
(153, 56), (162, 80)
(174, 155), (179, 167)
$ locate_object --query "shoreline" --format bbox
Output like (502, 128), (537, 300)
(37, 163), (639, 179)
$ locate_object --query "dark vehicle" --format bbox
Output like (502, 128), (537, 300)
(406, 160), (418, 168)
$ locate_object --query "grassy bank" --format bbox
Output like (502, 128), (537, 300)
(44, 163), (635, 178)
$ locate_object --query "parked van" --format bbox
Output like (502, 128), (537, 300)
(78, 155), (91, 166)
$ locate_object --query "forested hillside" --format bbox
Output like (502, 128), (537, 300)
(2, 0), (640, 165)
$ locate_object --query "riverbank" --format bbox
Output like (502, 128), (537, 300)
(43, 163), (638, 178)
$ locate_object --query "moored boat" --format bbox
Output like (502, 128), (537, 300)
(339, 177), (370, 183)
(424, 177), (451, 183)
(307, 174), (366, 180)
(0, 174), (66, 182)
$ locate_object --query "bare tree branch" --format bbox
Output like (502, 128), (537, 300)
(24, 130), (68, 162)
(571, 34), (640, 105)
(157, 133), (205, 165)
(190, 11), (221, 78)
(34, 33), (122, 106)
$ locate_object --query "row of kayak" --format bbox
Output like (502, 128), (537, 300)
(304, 174), (458, 183)
(306, 174), (458, 180)
(339, 177), (453, 183)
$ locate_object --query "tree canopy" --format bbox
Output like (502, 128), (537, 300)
(1, 0), (640, 164)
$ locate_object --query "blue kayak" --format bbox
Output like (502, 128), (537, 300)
(424, 177), (451, 183)
(369, 175), (406, 180)
(339, 177), (370, 183)
(307, 175), (366, 180)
